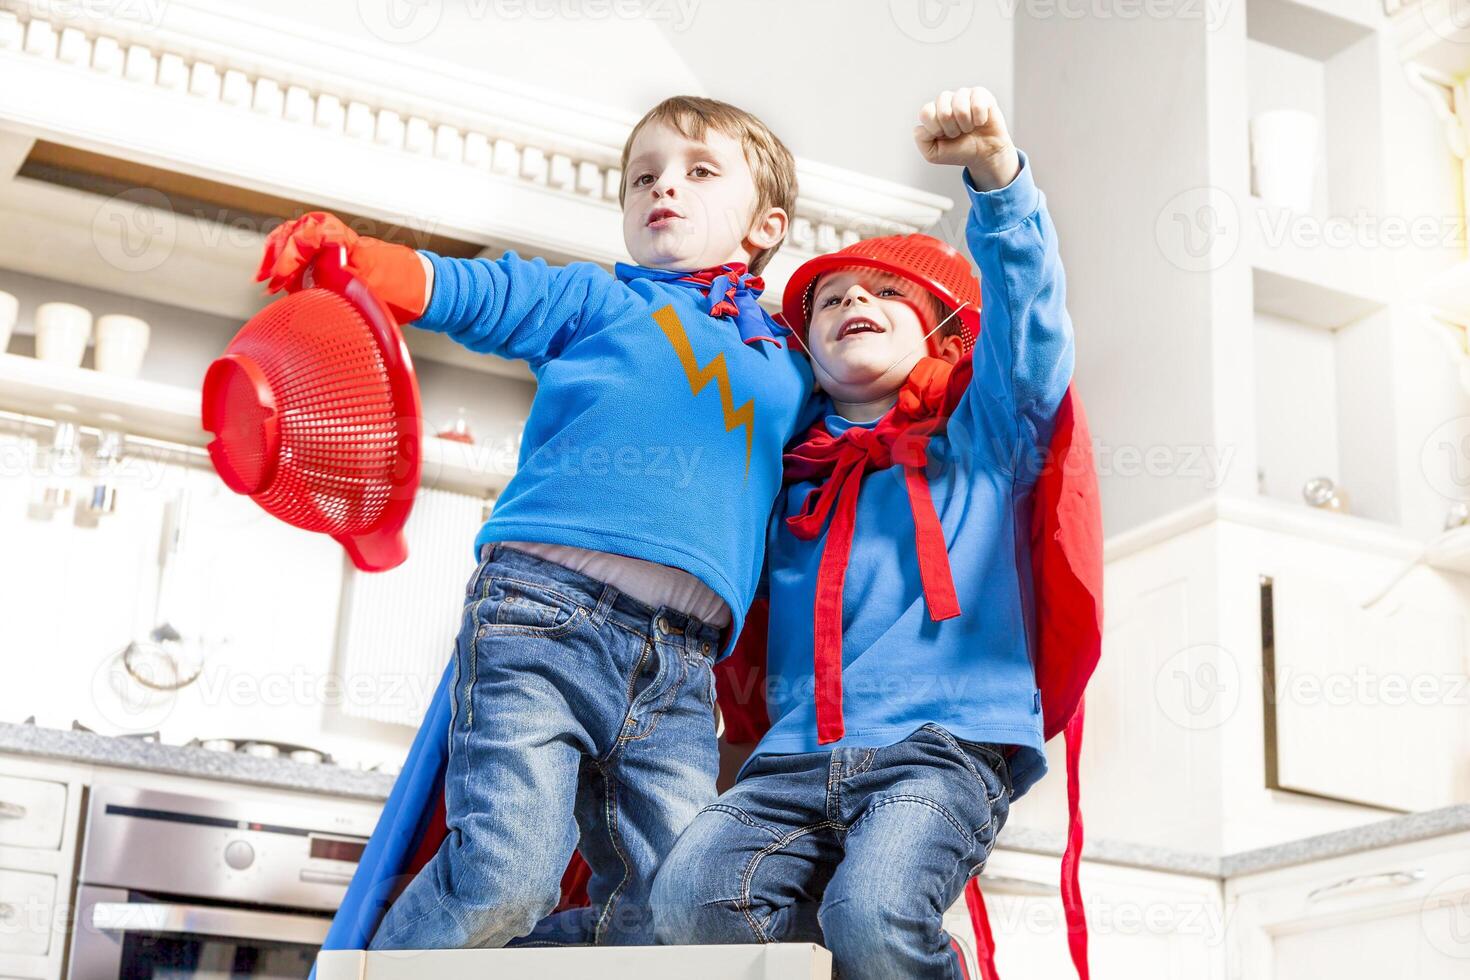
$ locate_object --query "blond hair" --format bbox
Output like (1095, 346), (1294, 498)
(619, 96), (797, 275)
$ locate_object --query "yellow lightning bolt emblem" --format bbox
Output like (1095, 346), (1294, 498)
(652, 304), (755, 475)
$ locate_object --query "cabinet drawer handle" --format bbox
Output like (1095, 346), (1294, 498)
(1307, 869), (1425, 902)
(0, 801), (26, 819)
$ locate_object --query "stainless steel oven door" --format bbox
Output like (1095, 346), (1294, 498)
(68, 884), (331, 979)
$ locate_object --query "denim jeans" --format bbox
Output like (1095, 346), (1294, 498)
(368, 543), (723, 951)
(650, 723), (1013, 980)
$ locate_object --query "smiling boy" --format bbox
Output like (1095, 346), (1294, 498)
(258, 96), (812, 951)
(651, 86), (1093, 979)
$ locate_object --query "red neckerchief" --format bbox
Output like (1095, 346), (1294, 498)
(782, 355), (971, 744)
(677, 262), (756, 316)
(676, 262), (783, 347)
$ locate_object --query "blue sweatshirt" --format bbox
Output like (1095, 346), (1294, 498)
(413, 254), (814, 653)
(750, 154), (1074, 800)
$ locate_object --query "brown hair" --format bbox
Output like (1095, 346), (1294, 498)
(619, 96), (797, 275)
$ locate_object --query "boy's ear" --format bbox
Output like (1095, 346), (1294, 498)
(934, 333), (965, 365)
(746, 206), (789, 253)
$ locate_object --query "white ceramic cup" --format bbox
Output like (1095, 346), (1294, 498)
(34, 302), (93, 368)
(94, 314), (151, 377)
(0, 290), (17, 355)
(1250, 109), (1319, 214)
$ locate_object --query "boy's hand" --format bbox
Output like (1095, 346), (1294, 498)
(257, 212), (428, 325)
(914, 87), (1021, 192)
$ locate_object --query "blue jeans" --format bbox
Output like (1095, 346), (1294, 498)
(650, 723), (1012, 980)
(368, 544), (723, 951)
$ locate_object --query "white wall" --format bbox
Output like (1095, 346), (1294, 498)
(1013, 13), (1221, 535)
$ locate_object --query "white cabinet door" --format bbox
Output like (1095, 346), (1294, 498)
(1269, 574), (1469, 811)
(1227, 831), (1470, 980)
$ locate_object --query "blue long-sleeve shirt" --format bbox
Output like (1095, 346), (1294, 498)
(413, 254), (813, 654)
(750, 153), (1074, 800)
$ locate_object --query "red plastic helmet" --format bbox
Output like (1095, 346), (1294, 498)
(780, 233), (981, 353)
(200, 249), (423, 572)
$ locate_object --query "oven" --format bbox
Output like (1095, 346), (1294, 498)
(66, 784), (373, 979)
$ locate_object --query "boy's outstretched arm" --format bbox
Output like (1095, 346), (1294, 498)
(257, 213), (614, 370)
(417, 251), (616, 369)
(914, 87), (1075, 480)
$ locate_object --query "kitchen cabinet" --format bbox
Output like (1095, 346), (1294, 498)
(0, 758), (83, 980)
(0, 776), (66, 851)
(0, 868), (57, 956)
(1225, 830), (1470, 978)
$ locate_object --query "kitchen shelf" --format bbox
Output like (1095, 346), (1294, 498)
(1247, 0), (1377, 61)
(1251, 266), (1385, 329)
(0, 352), (512, 497)
(1247, 202), (1389, 328)
(0, 167), (533, 385)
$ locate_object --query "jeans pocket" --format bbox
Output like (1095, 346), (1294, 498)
(484, 576), (585, 637)
(952, 736), (1013, 804)
(464, 546), (496, 601)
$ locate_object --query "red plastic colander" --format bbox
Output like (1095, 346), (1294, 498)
(200, 248), (423, 572)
